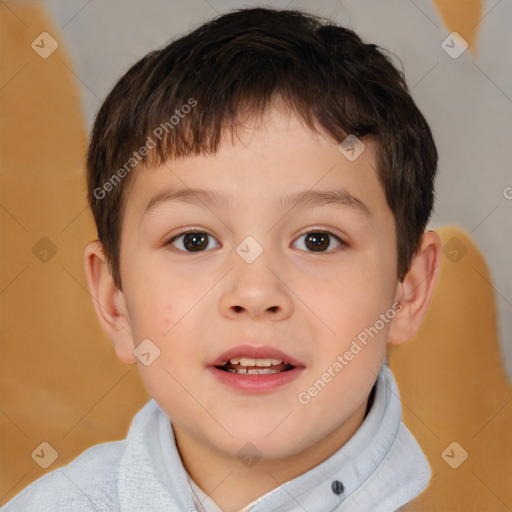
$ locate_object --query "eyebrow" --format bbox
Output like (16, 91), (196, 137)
(143, 187), (372, 217)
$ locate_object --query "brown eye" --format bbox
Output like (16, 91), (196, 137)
(168, 231), (219, 252)
(293, 231), (344, 252)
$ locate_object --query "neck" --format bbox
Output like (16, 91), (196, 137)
(172, 397), (370, 512)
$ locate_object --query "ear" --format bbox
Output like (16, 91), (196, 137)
(83, 240), (137, 364)
(388, 230), (442, 345)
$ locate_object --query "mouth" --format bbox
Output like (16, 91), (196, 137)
(215, 358), (295, 375)
(208, 343), (305, 372)
(209, 358), (303, 393)
(207, 343), (305, 392)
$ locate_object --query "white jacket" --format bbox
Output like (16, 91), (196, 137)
(1, 361), (430, 511)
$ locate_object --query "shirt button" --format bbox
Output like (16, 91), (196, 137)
(331, 480), (344, 495)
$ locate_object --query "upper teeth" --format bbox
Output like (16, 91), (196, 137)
(222, 357), (284, 367)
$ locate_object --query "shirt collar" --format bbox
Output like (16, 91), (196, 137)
(117, 360), (430, 511)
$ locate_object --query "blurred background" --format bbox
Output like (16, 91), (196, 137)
(1, 0), (511, 510)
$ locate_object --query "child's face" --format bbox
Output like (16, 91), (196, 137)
(114, 106), (401, 461)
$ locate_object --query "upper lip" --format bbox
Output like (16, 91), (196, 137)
(209, 343), (305, 368)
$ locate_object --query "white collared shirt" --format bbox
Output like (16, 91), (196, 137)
(1, 360), (430, 511)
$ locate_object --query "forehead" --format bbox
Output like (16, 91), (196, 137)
(123, 108), (390, 228)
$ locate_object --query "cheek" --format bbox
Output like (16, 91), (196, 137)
(300, 262), (388, 330)
(123, 262), (189, 335)
(299, 264), (394, 379)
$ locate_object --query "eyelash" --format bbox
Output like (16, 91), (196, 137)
(165, 227), (347, 254)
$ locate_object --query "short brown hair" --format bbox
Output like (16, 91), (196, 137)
(87, 7), (437, 290)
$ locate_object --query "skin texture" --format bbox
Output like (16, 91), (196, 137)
(84, 105), (442, 512)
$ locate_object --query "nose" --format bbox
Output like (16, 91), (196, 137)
(218, 249), (294, 321)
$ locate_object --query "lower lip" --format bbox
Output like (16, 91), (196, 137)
(207, 366), (304, 393)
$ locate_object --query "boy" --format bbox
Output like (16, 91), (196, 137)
(2, 7), (442, 511)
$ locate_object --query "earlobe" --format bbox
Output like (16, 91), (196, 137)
(83, 240), (137, 364)
(388, 230), (442, 345)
